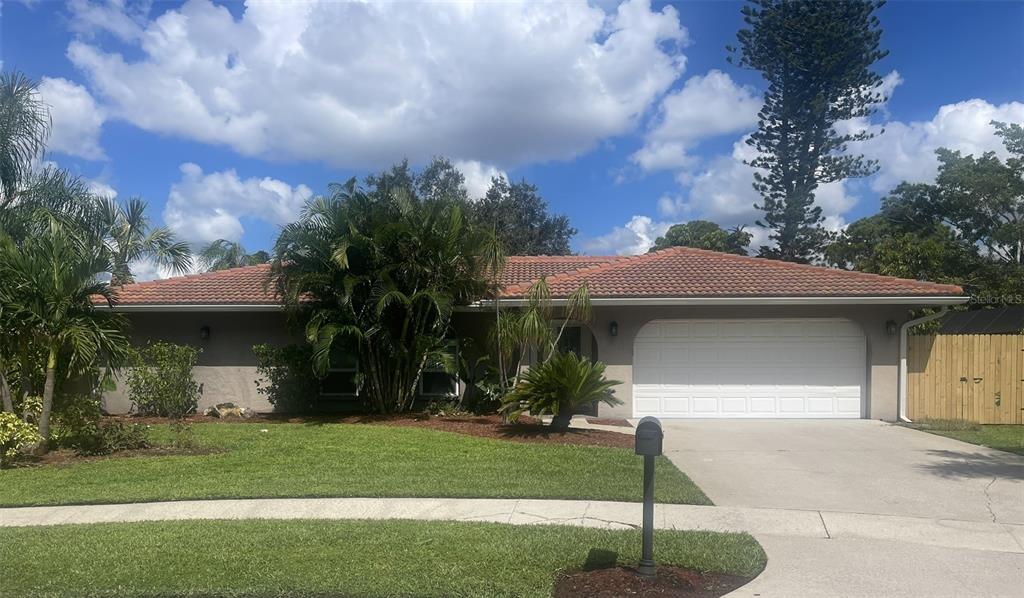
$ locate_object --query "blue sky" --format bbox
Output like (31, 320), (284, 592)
(3, 0), (1022, 274)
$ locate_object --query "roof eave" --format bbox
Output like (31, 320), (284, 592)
(468, 295), (970, 309)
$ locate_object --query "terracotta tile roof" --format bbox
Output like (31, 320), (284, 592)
(497, 255), (624, 287)
(498, 247), (965, 299)
(100, 248), (964, 307)
(103, 264), (278, 306)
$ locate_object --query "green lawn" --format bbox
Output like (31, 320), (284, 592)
(916, 421), (1024, 456)
(0, 519), (765, 598)
(0, 423), (709, 507)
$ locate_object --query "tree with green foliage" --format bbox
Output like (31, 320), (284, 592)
(198, 239), (271, 271)
(0, 71), (50, 208)
(932, 122), (1024, 265)
(651, 220), (752, 254)
(471, 176), (576, 256)
(827, 122), (1024, 302)
(364, 157), (575, 256)
(0, 228), (128, 451)
(0, 71), (173, 456)
(273, 175), (492, 413)
(729, 0), (888, 262)
(826, 211), (978, 287)
(99, 197), (192, 284)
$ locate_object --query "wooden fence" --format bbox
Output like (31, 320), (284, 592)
(907, 334), (1024, 424)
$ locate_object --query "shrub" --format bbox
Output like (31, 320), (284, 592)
(0, 412), (41, 467)
(15, 395), (42, 424)
(253, 344), (319, 413)
(126, 342), (202, 419)
(500, 352), (622, 429)
(422, 399), (472, 418)
(51, 394), (104, 449)
(73, 420), (150, 456)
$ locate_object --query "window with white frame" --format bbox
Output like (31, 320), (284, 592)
(419, 340), (459, 397)
(320, 348), (359, 396)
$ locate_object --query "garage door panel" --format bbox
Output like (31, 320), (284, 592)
(720, 398), (748, 413)
(749, 398), (777, 413)
(633, 319), (865, 419)
(836, 398), (862, 414)
(660, 321), (691, 338)
(691, 322), (718, 337)
(662, 398), (690, 414)
(633, 347), (660, 364)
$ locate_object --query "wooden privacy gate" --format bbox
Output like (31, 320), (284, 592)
(907, 335), (1024, 424)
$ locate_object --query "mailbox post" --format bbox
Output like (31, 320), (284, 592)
(634, 416), (663, 578)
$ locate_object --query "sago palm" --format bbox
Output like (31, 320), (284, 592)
(501, 352), (621, 429)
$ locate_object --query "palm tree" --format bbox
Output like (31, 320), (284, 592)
(480, 230), (507, 388)
(198, 239), (270, 271)
(0, 300), (16, 413)
(273, 178), (490, 413)
(0, 227), (128, 451)
(0, 70), (50, 208)
(99, 197), (192, 284)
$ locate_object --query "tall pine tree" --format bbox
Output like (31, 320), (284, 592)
(729, 0), (888, 262)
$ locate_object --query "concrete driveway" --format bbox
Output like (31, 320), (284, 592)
(661, 420), (1024, 597)
(663, 419), (1024, 523)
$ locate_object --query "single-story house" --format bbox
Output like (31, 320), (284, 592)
(99, 246), (967, 420)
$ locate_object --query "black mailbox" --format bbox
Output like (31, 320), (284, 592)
(635, 416), (663, 456)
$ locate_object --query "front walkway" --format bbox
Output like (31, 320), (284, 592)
(3, 496), (1022, 556)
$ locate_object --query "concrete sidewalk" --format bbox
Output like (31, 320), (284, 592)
(3, 497), (1022, 555)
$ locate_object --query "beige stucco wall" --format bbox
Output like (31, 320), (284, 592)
(102, 311), (297, 414)
(103, 304), (913, 420)
(584, 304), (908, 420)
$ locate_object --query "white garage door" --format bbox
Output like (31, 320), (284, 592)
(633, 319), (865, 419)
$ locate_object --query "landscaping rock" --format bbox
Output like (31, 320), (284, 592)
(204, 403), (254, 419)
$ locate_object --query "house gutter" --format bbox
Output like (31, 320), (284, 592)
(898, 306), (951, 423)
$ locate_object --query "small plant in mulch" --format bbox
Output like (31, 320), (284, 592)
(553, 566), (754, 598)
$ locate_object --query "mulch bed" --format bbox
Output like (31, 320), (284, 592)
(554, 566), (753, 598)
(586, 417), (633, 427)
(358, 414), (635, 449)
(106, 413), (635, 449)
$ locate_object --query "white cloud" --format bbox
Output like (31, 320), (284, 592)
(67, 0), (687, 168)
(632, 70), (760, 171)
(853, 99), (1024, 193)
(614, 134), (858, 255)
(580, 215), (670, 255)
(631, 141), (698, 172)
(37, 77), (106, 160)
(454, 160), (505, 200)
(66, 0), (151, 42)
(656, 193), (690, 219)
(163, 163), (313, 244)
(86, 179), (117, 199)
(128, 258), (173, 282)
(873, 70), (904, 118)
